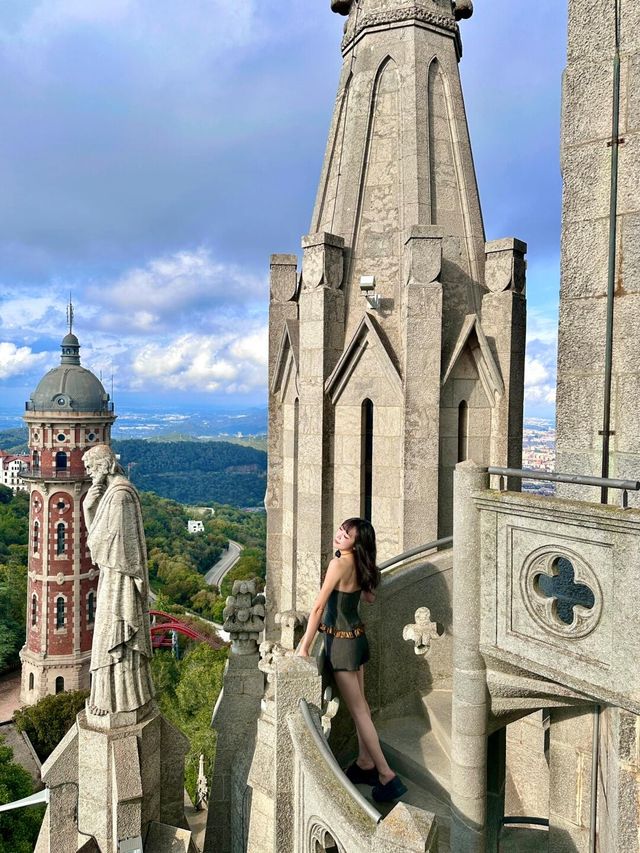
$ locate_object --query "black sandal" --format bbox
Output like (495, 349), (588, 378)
(345, 762), (379, 786)
(372, 774), (408, 802)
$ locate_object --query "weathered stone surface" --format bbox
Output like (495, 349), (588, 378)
(36, 708), (191, 853)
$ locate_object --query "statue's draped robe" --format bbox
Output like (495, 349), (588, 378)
(87, 481), (154, 713)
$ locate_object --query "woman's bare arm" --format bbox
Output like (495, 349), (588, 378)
(297, 558), (343, 656)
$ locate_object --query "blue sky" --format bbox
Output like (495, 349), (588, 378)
(0, 0), (565, 418)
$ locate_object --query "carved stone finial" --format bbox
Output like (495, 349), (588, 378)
(320, 686), (340, 737)
(403, 607), (441, 657)
(275, 609), (308, 650)
(195, 753), (209, 810)
(453, 0), (473, 19)
(222, 579), (265, 655)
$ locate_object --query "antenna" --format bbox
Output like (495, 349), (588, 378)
(66, 295), (74, 335)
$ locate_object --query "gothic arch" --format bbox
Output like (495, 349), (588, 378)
(308, 819), (344, 853)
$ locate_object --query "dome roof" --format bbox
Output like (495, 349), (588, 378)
(27, 333), (112, 414)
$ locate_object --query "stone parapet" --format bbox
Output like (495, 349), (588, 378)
(287, 700), (439, 852)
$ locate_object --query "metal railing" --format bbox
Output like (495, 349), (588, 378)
(379, 536), (453, 574)
(488, 466), (640, 509)
(0, 788), (49, 814)
(298, 699), (382, 823)
(20, 467), (90, 481)
(24, 402), (114, 413)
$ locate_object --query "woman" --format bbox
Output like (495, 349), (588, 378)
(297, 518), (407, 802)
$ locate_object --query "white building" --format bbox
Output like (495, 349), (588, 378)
(0, 452), (30, 493)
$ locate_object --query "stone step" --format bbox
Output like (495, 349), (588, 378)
(419, 688), (452, 759)
(353, 776), (452, 853)
(377, 712), (451, 807)
(499, 825), (549, 852)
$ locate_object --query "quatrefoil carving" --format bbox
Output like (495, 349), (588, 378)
(520, 547), (602, 639)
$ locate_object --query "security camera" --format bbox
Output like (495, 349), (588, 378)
(359, 275), (380, 309)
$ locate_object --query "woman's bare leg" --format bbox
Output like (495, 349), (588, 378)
(334, 669), (395, 784)
(354, 666), (374, 768)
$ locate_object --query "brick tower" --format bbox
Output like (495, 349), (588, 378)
(20, 320), (115, 705)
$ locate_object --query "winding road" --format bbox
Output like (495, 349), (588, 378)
(205, 540), (243, 587)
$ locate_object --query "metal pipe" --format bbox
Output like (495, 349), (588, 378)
(600, 0), (622, 505)
(487, 466), (639, 492)
(378, 536), (453, 572)
(591, 6), (622, 848)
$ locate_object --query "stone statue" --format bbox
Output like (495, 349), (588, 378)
(83, 444), (154, 717)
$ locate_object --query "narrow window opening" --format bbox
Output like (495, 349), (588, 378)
(56, 523), (65, 556)
(88, 591), (95, 625)
(360, 399), (374, 521)
(56, 596), (65, 629)
(458, 401), (469, 463)
(55, 676), (64, 694)
(29, 673), (34, 691)
(33, 521), (39, 553)
(55, 451), (67, 470)
(31, 595), (37, 626)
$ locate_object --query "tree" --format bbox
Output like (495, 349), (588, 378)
(14, 690), (89, 762)
(154, 643), (227, 802)
(0, 735), (44, 853)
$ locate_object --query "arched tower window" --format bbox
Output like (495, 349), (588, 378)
(55, 676), (64, 694)
(56, 522), (65, 556)
(33, 520), (40, 553)
(32, 450), (40, 471)
(55, 596), (65, 629)
(360, 399), (374, 521)
(87, 591), (95, 625)
(28, 672), (34, 691)
(31, 594), (37, 626)
(458, 400), (469, 463)
(55, 451), (67, 470)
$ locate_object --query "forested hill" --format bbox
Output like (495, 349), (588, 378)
(113, 439), (266, 507)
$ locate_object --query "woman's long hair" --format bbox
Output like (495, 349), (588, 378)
(342, 518), (380, 593)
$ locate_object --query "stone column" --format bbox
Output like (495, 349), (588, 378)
(596, 706), (640, 853)
(401, 226), (443, 547)
(450, 460), (489, 853)
(486, 728), (506, 853)
(265, 255), (298, 638)
(205, 581), (266, 853)
(295, 233), (344, 612)
(547, 706), (593, 853)
(36, 709), (191, 853)
(482, 238), (527, 491)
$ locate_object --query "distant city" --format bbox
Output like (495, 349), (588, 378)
(521, 417), (556, 495)
(0, 403), (557, 497)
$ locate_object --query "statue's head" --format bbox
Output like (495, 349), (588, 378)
(83, 444), (125, 478)
(452, 0), (473, 19)
(331, 0), (353, 15)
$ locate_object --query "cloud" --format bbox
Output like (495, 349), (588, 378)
(87, 248), (267, 333)
(129, 328), (268, 394)
(0, 341), (48, 380)
(524, 312), (558, 411)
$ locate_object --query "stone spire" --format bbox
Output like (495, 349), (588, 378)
(263, 0), (526, 624)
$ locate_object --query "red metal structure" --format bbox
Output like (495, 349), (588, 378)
(149, 610), (226, 651)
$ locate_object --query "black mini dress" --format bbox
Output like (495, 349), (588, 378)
(319, 588), (370, 672)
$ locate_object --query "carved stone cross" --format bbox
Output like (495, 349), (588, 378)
(403, 607), (441, 657)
